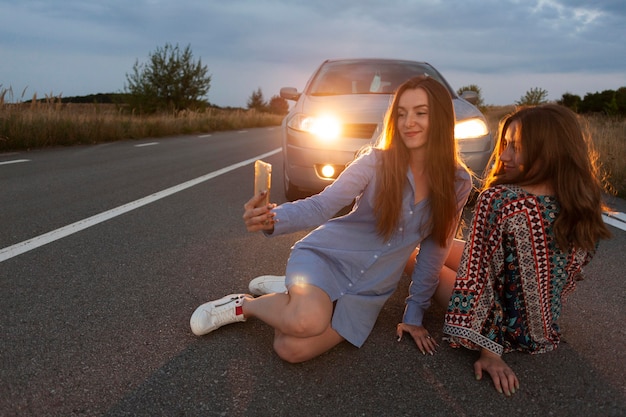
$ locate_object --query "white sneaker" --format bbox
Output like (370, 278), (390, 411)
(190, 294), (247, 336)
(248, 275), (287, 296)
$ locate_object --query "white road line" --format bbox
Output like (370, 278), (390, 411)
(0, 148), (281, 263)
(198, 134), (212, 138)
(134, 142), (158, 147)
(0, 159), (30, 166)
(603, 212), (626, 232)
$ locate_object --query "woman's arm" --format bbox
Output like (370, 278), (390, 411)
(398, 233), (452, 356)
(270, 150), (377, 236)
(403, 169), (472, 325)
(399, 170), (472, 351)
(443, 189), (507, 352)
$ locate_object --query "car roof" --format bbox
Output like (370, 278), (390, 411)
(321, 58), (431, 65)
(309, 58), (456, 97)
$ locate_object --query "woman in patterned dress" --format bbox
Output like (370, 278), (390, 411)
(436, 104), (611, 395)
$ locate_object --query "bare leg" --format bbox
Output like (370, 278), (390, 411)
(403, 246), (420, 276)
(273, 326), (345, 363)
(242, 283), (343, 361)
(434, 265), (458, 308)
(405, 239), (466, 308)
(443, 238), (465, 271)
(434, 238), (465, 308)
(243, 283), (332, 337)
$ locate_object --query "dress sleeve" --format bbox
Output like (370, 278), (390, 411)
(269, 149), (377, 236)
(402, 168), (472, 326)
(444, 188), (507, 354)
(403, 233), (454, 326)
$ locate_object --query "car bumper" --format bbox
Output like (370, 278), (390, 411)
(283, 129), (493, 194)
(283, 129), (373, 193)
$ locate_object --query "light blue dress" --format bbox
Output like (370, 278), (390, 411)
(269, 149), (471, 347)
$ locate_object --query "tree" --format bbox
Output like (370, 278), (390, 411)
(604, 94), (619, 116)
(615, 87), (626, 116)
(268, 95), (289, 115)
(558, 88), (626, 115)
(247, 87), (267, 112)
(515, 87), (549, 106)
(580, 90), (615, 114)
(559, 92), (581, 112)
(125, 43), (211, 113)
(457, 84), (485, 108)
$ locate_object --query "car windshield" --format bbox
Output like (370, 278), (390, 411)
(308, 60), (451, 96)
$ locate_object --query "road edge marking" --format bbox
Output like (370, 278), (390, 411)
(0, 148), (280, 263)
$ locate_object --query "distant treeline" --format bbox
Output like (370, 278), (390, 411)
(57, 93), (128, 104)
(559, 87), (626, 116)
(32, 93), (245, 111)
(29, 86), (626, 116)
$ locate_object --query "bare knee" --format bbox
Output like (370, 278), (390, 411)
(282, 307), (328, 337)
(272, 324), (344, 363)
(279, 288), (332, 337)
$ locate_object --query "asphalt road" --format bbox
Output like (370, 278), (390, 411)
(1, 128), (624, 417)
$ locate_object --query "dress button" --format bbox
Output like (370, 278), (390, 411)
(374, 254), (378, 259)
(348, 283), (352, 287)
(360, 270), (364, 274)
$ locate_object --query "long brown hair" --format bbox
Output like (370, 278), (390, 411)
(373, 76), (463, 246)
(484, 104), (611, 250)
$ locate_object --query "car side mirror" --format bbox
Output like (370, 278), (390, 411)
(280, 87), (301, 101)
(460, 90), (478, 105)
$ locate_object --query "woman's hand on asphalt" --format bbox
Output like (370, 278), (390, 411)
(474, 349), (520, 396)
(396, 323), (438, 355)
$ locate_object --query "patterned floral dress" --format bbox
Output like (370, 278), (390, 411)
(443, 185), (595, 355)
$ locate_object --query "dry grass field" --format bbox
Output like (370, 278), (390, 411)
(0, 95), (283, 151)
(1, 97), (624, 197)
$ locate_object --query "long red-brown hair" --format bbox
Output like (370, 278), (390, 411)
(373, 76), (464, 246)
(484, 104), (611, 250)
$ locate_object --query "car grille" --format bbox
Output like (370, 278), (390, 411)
(342, 123), (378, 139)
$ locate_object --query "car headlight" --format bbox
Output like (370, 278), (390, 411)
(454, 118), (489, 140)
(287, 113), (342, 140)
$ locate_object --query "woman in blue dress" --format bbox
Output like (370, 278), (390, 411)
(190, 76), (472, 363)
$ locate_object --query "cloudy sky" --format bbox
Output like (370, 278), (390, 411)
(1, 0), (624, 107)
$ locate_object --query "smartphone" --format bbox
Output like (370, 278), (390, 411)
(254, 159), (272, 206)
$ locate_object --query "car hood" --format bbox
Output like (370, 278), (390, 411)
(298, 94), (393, 124)
(297, 94), (484, 124)
(452, 98), (486, 122)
